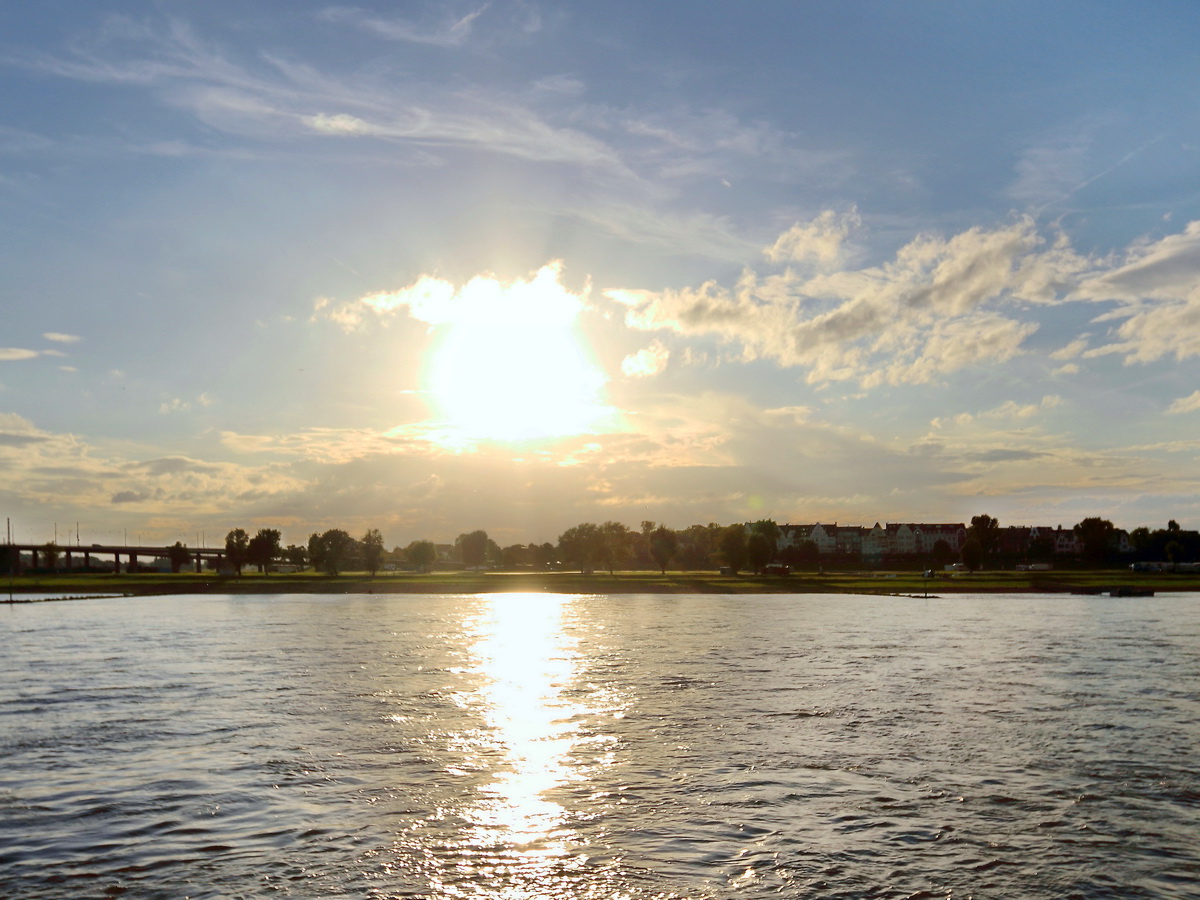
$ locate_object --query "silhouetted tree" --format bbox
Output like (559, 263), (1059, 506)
(320, 529), (354, 575)
(599, 521), (631, 574)
(747, 532), (773, 574)
(307, 532), (326, 572)
(649, 525), (677, 574)
(1027, 536), (1055, 565)
(720, 524), (748, 574)
(282, 544), (308, 567)
(558, 523), (601, 573)
(930, 539), (955, 567)
(456, 530), (490, 568)
(225, 528), (250, 576)
(247, 528), (281, 574)
(167, 541), (192, 574)
(747, 521), (779, 574)
(961, 537), (983, 572)
(405, 539), (437, 572)
(968, 515), (1000, 556)
(361, 528), (385, 576)
(1074, 517), (1115, 565)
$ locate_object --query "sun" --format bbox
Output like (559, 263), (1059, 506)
(424, 264), (610, 442)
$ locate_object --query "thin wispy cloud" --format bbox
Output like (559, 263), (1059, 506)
(320, 5), (493, 47)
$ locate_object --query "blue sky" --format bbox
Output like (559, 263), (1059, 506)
(2, 1), (1199, 549)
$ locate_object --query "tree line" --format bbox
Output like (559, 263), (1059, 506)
(84, 513), (1195, 578)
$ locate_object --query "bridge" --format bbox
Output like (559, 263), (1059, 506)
(3, 542), (227, 574)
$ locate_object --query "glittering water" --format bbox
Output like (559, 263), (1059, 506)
(2, 592), (1198, 899)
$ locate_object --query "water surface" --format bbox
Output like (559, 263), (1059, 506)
(2, 592), (1198, 898)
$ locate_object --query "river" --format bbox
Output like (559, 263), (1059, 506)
(2, 592), (1198, 898)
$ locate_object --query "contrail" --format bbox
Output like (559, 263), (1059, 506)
(1039, 130), (1171, 215)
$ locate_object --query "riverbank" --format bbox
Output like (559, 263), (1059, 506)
(6, 568), (1200, 598)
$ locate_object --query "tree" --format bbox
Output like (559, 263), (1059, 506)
(1027, 536), (1054, 565)
(1165, 540), (1183, 570)
(225, 528), (250, 576)
(960, 537), (983, 572)
(747, 533), (774, 574)
(320, 529), (354, 575)
(41, 542), (60, 572)
(930, 539), (955, 568)
(405, 539), (437, 572)
(1074, 517), (1115, 565)
(558, 522), (601, 574)
(649, 525), (677, 574)
(282, 544), (308, 567)
(168, 541), (192, 574)
(307, 532), (327, 573)
(781, 540), (820, 570)
(968, 515), (1000, 556)
(747, 521), (779, 574)
(599, 521), (631, 574)
(720, 524), (748, 575)
(456, 530), (490, 568)
(246, 528), (281, 574)
(361, 528), (385, 576)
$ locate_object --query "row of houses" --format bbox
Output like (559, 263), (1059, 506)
(774, 523), (1129, 560)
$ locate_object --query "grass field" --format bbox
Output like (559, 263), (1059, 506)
(5, 567), (1200, 598)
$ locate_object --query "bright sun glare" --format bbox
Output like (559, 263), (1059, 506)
(424, 265), (608, 442)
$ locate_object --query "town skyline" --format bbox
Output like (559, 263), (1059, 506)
(3, 2), (1199, 547)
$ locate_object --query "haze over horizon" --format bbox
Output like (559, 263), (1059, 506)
(3, 1), (1199, 550)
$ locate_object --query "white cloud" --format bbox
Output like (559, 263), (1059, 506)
(1167, 390), (1200, 415)
(621, 341), (670, 378)
(1080, 221), (1200, 364)
(764, 208), (860, 268)
(42, 332), (81, 343)
(1050, 336), (1090, 360)
(315, 262), (585, 332)
(304, 112), (375, 135)
(608, 217), (1054, 386)
(0, 348), (38, 361)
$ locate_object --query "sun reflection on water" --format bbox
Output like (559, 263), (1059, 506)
(408, 593), (633, 897)
(465, 593), (580, 848)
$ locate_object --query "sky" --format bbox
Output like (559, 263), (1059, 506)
(3, 1), (1200, 550)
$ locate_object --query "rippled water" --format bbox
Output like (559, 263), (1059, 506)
(2, 592), (1199, 898)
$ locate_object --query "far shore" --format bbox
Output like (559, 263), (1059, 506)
(5, 568), (1200, 599)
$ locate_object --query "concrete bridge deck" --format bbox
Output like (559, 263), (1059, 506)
(3, 542), (226, 573)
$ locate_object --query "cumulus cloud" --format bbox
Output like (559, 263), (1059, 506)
(314, 262), (586, 332)
(607, 215), (1065, 386)
(621, 341), (670, 377)
(932, 395), (1061, 428)
(763, 208), (860, 268)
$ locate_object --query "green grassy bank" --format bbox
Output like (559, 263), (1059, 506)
(5, 568), (1200, 598)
